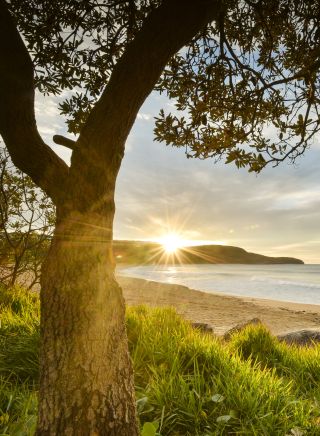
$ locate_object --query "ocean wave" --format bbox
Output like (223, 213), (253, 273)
(121, 264), (320, 304)
(250, 276), (320, 289)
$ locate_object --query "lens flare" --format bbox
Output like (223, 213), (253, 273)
(160, 233), (183, 253)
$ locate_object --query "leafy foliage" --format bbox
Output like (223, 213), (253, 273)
(155, 0), (320, 171)
(7, 0), (320, 170)
(8, 0), (160, 133)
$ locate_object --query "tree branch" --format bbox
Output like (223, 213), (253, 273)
(0, 0), (69, 205)
(73, 0), (221, 175)
(53, 135), (77, 150)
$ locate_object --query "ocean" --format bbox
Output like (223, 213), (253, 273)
(119, 264), (320, 305)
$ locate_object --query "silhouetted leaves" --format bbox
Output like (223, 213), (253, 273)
(8, 0), (320, 168)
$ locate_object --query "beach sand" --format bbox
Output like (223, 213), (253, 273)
(118, 276), (320, 336)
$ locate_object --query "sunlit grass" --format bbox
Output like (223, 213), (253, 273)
(1, 285), (320, 435)
(127, 307), (318, 435)
(228, 323), (320, 398)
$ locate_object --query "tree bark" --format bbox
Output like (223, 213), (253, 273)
(37, 208), (138, 435)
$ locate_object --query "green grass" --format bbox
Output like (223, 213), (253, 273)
(229, 323), (320, 396)
(0, 285), (320, 435)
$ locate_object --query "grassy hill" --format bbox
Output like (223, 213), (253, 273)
(113, 240), (304, 265)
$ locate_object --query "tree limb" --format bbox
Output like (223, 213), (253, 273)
(53, 135), (77, 150)
(73, 0), (221, 175)
(0, 0), (69, 205)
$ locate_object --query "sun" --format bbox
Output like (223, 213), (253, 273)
(160, 233), (184, 253)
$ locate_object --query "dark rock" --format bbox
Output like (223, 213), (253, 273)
(224, 318), (262, 340)
(277, 330), (320, 346)
(192, 322), (214, 334)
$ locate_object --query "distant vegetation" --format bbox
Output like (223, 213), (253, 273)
(0, 147), (54, 289)
(113, 240), (304, 265)
(1, 286), (319, 435)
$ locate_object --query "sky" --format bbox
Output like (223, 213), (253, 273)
(35, 91), (320, 264)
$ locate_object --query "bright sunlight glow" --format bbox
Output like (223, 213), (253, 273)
(160, 234), (184, 253)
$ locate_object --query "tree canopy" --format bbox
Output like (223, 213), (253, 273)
(7, 0), (320, 173)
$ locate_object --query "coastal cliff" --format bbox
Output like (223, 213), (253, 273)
(113, 241), (304, 265)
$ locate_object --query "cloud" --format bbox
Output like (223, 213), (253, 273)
(32, 90), (320, 263)
(137, 112), (152, 121)
(114, 92), (320, 263)
(245, 224), (260, 230)
(35, 92), (74, 164)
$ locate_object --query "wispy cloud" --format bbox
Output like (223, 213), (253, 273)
(33, 90), (320, 263)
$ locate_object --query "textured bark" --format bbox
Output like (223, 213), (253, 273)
(37, 209), (138, 435)
(35, 136), (139, 433)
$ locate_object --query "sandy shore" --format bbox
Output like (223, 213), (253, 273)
(118, 276), (320, 336)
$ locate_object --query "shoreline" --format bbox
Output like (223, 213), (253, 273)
(118, 275), (320, 336)
(120, 272), (320, 307)
(117, 263), (320, 307)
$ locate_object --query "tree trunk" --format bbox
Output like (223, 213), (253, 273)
(37, 209), (138, 435)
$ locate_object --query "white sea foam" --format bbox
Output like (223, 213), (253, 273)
(119, 264), (320, 305)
